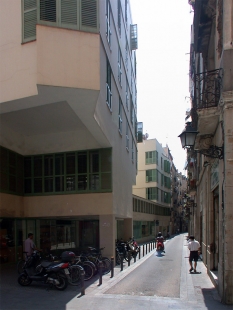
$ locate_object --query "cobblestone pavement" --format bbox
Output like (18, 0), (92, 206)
(1, 234), (232, 310)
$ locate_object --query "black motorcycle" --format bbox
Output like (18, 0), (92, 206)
(115, 239), (129, 264)
(18, 250), (69, 290)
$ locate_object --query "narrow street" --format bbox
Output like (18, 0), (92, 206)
(106, 234), (184, 297)
(1, 234), (232, 310)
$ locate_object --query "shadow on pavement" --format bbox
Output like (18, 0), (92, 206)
(201, 288), (233, 309)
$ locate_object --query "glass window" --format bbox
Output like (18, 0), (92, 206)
(44, 155), (53, 176)
(34, 156), (42, 177)
(34, 178), (42, 193)
(146, 187), (158, 200)
(89, 174), (99, 190)
(55, 176), (64, 192)
(66, 153), (75, 174)
(66, 176), (75, 191)
(78, 175), (87, 191)
(78, 152), (87, 173)
(55, 154), (64, 175)
(146, 169), (158, 182)
(145, 151), (158, 164)
(89, 152), (99, 173)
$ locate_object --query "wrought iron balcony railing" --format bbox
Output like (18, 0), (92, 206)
(194, 68), (223, 109)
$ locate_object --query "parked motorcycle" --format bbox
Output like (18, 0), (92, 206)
(115, 237), (139, 264)
(115, 239), (128, 264)
(18, 250), (69, 290)
(128, 237), (140, 258)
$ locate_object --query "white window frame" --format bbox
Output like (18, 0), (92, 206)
(126, 83), (129, 110)
(126, 122), (129, 151)
(118, 97), (123, 135)
(125, 42), (128, 70)
(118, 47), (122, 86)
(132, 139), (134, 162)
(106, 0), (111, 45)
(106, 60), (112, 111)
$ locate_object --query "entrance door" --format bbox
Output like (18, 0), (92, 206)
(79, 221), (99, 249)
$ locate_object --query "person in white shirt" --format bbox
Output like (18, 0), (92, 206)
(24, 233), (39, 257)
(187, 235), (200, 273)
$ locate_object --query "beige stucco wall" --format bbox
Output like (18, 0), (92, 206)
(0, 3), (101, 104)
(0, 1), (38, 103)
(0, 192), (113, 218)
(0, 193), (24, 218)
(37, 25), (100, 90)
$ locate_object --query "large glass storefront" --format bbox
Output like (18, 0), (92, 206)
(0, 218), (99, 263)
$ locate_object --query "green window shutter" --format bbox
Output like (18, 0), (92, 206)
(80, 0), (99, 33)
(39, 0), (57, 23)
(22, 0), (37, 43)
(60, 0), (78, 29)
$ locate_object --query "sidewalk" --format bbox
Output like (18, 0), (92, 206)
(1, 235), (232, 310)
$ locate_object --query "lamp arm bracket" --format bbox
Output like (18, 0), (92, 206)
(195, 145), (224, 159)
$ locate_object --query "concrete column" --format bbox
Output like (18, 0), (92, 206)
(123, 218), (133, 241)
(99, 214), (115, 258)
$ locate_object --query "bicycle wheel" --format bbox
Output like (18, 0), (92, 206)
(17, 259), (26, 274)
(98, 257), (111, 275)
(67, 265), (83, 286)
(81, 262), (94, 281)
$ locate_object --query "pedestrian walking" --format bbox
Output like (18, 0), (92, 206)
(24, 233), (39, 258)
(187, 235), (200, 273)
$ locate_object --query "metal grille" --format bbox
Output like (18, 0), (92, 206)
(194, 69), (223, 109)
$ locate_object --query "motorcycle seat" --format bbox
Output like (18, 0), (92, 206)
(41, 261), (59, 268)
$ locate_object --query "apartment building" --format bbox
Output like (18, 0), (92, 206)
(132, 138), (172, 238)
(181, 0), (233, 304)
(0, 0), (138, 262)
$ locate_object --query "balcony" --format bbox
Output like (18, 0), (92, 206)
(192, 69), (223, 138)
(194, 69), (223, 110)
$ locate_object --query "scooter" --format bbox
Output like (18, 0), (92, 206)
(18, 250), (69, 290)
(156, 240), (164, 252)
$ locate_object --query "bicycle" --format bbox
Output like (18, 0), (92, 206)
(82, 247), (111, 275)
(71, 256), (96, 281)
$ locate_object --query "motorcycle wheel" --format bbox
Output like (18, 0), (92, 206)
(18, 273), (32, 286)
(52, 273), (68, 291)
(125, 252), (132, 262)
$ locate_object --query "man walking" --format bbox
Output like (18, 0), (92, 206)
(188, 235), (200, 273)
(24, 233), (39, 257)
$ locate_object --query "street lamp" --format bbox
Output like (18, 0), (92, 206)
(178, 122), (224, 159)
(178, 122), (198, 148)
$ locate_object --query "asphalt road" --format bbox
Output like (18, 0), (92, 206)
(105, 234), (184, 298)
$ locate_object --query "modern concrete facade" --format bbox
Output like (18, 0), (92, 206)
(0, 0), (138, 262)
(132, 138), (171, 238)
(184, 0), (233, 304)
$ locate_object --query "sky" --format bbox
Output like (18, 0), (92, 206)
(130, 0), (194, 174)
